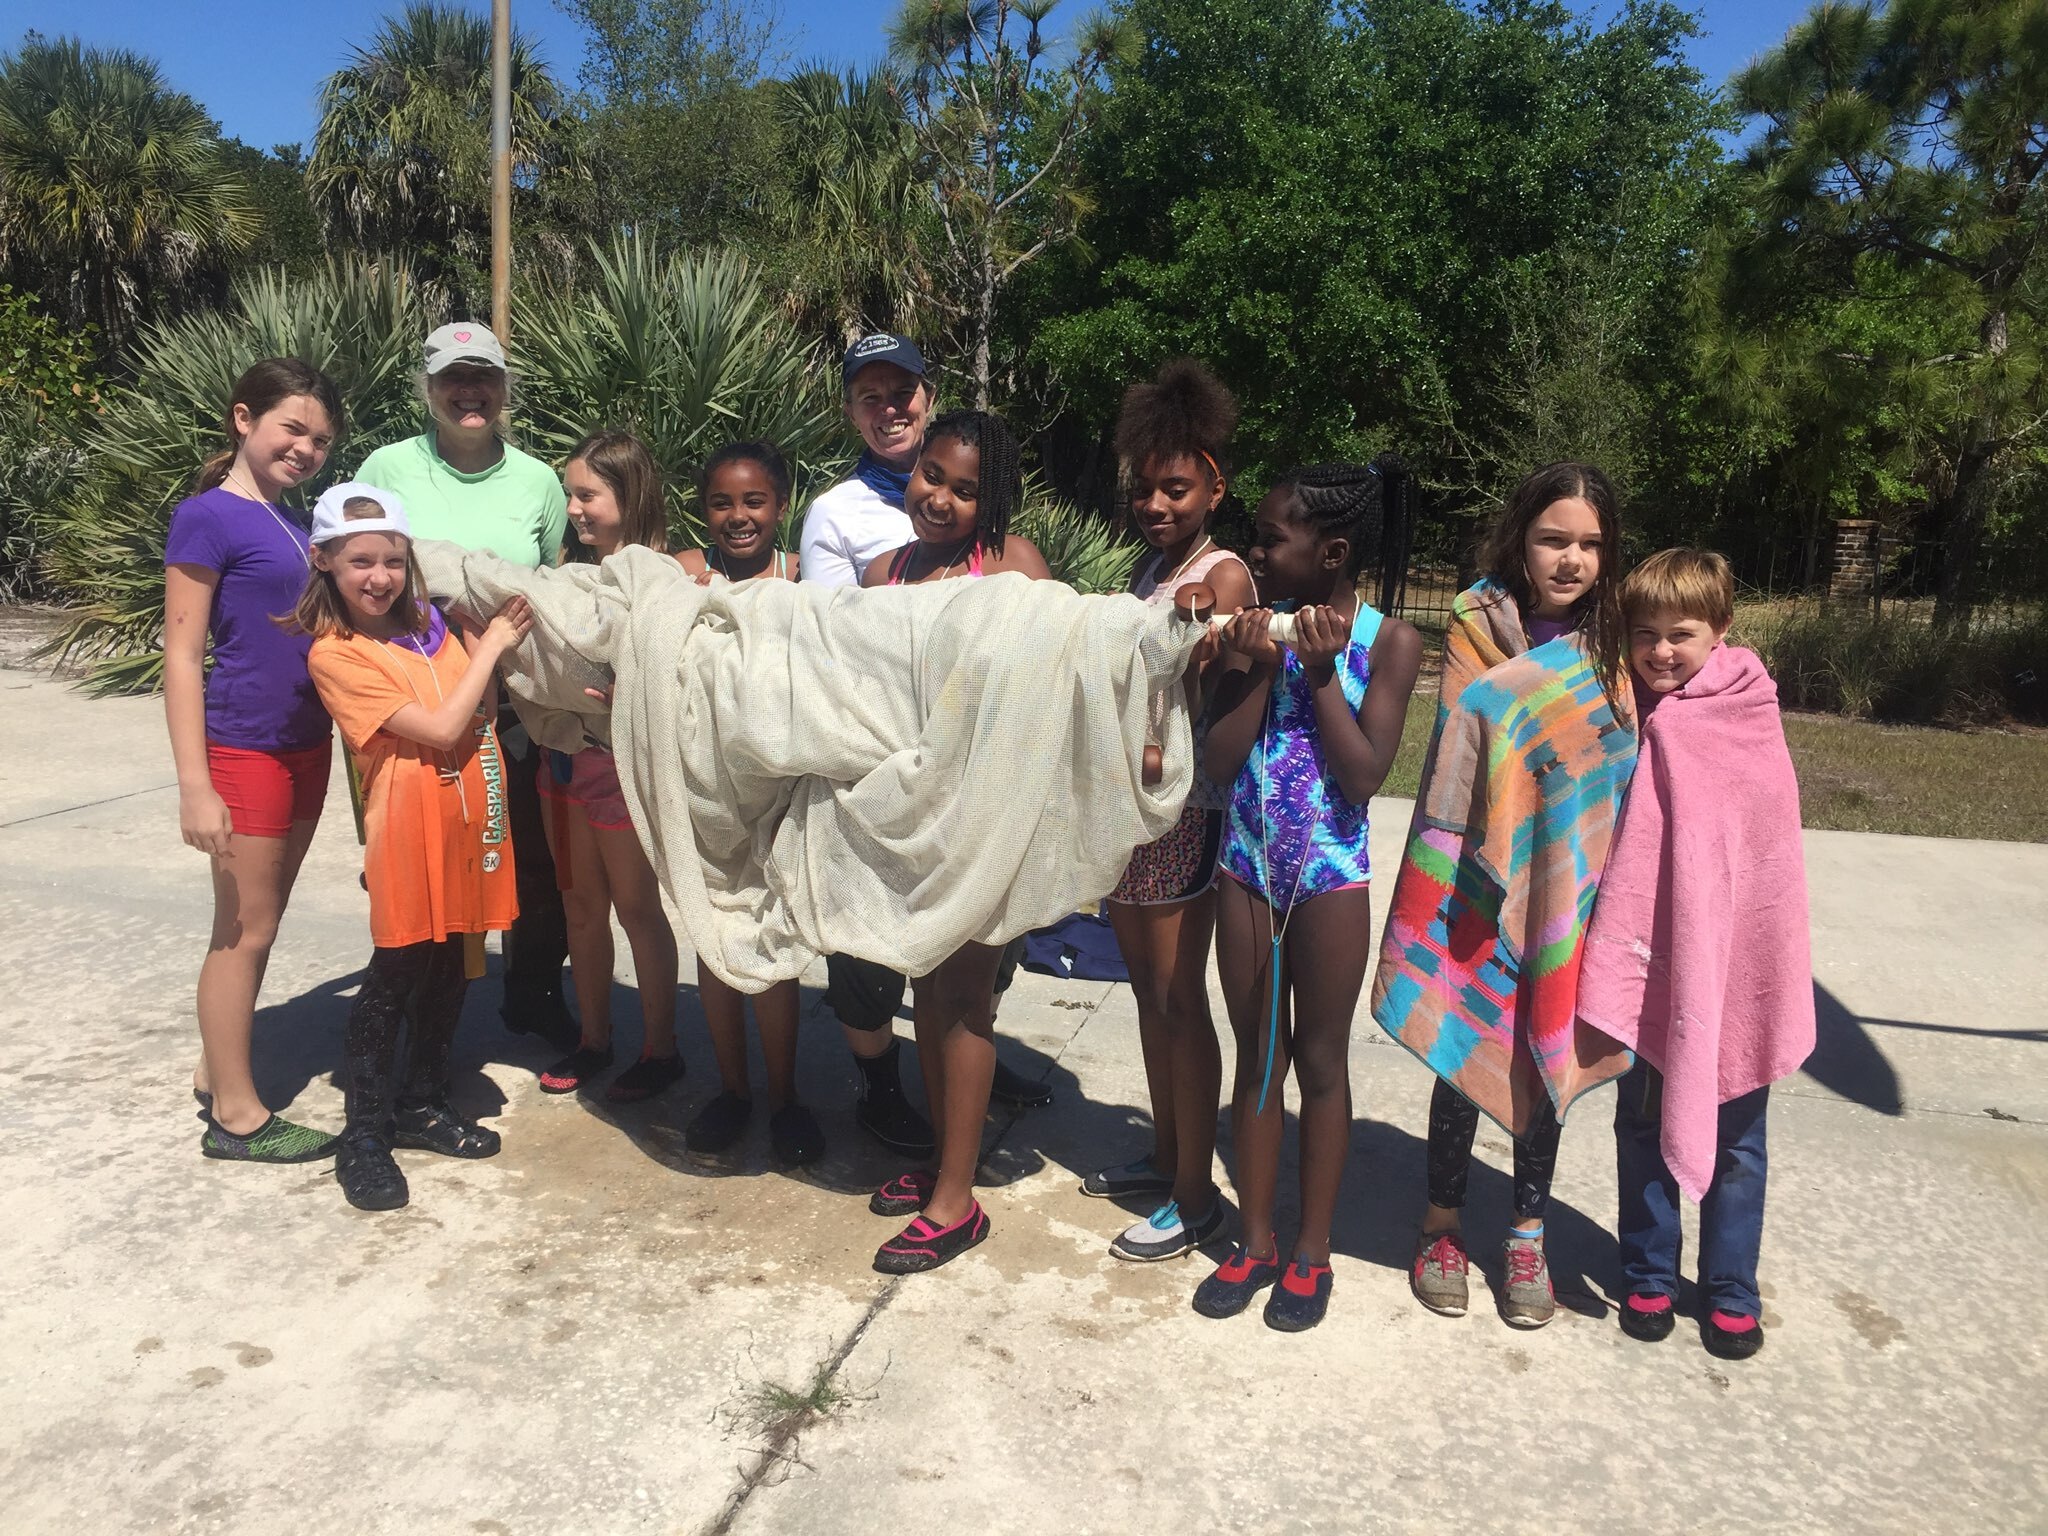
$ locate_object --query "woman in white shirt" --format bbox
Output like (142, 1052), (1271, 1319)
(799, 333), (1053, 1153)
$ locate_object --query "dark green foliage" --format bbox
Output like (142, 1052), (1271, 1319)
(0, 34), (258, 356)
(1027, 0), (1725, 528)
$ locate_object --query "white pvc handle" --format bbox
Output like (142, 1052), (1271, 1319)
(1207, 609), (1300, 643)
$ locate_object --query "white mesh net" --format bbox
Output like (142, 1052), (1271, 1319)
(419, 541), (1206, 990)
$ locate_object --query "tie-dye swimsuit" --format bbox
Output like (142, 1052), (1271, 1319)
(1219, 603), (1384, 913)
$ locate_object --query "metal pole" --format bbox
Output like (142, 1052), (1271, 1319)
(490, 0), (512, 341)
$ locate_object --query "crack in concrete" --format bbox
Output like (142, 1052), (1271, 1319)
(704, 1276), (904, 1536)
(0, 781), (177, 829)
(708, 980), (1115, 1533)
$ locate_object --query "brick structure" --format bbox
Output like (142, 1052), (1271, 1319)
(1830, 518), (1881, 599)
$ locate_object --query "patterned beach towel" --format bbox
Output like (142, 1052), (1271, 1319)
(1371, 581), (1637, 1134)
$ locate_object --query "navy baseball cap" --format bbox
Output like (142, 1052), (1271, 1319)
(841, 332), (928, 386)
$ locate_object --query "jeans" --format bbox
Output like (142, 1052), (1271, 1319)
(1614, 1061), (1770, 1318)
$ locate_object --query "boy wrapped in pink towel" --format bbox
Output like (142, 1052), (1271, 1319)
(1576, 549), (1815, 1363)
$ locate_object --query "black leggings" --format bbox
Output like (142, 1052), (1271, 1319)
(346, 938), (470, 1106)
(1426, 1077), (1562, 1222)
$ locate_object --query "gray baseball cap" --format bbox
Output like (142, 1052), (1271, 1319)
(424, 322), (508, 374)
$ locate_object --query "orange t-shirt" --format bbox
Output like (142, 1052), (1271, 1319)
(308, 628), (518, 948)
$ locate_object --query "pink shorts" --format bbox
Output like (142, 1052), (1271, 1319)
(541, 747), (632, 832)
(206, 738), (332, 839)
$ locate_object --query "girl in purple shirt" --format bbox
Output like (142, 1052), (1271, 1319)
(164, 359), (347, 1164)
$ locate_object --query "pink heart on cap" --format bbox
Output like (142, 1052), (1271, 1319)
(453, 330), (472, 342)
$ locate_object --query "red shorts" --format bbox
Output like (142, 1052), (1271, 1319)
(206, 738), (333, 839)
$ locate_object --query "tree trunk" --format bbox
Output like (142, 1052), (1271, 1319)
(1932, 440), (1996, 631)
(972, 249), (996, 411)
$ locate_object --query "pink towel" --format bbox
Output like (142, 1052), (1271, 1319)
(1576, 645), (1815, 1202)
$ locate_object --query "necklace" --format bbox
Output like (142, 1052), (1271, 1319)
(225, 469), (311, 569)
(924, 536), (974, 582)
(1158, 534), (1214, 591)
(711, 546), (780, 582)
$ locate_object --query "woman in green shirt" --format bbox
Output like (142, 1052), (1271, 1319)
(357, 322), (576, 1051)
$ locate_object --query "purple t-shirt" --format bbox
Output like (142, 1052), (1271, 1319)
(163, 487), (331, 752)
(1527, 614), (1574, 648)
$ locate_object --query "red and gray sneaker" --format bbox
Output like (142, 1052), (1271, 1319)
(1500, 1233), (1556, 1329)
(868, 1169), (936, 1217)
(873, 1202), (990, 1274)
(1411, 1228), (1471, 1317)
(1192, 1240), (1282, 1319)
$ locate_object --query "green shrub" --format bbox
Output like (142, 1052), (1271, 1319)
(516, 235), (846, 553)
(0, 285), (101, 598)
(41, 258), (432, 692)
(1738, 601), (2048, 726)
(1014, 477), (1139, 595)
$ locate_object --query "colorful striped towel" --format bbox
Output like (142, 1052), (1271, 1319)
(1371, 581), (1638, 1134)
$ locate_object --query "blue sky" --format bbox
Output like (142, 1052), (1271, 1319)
(24, 0), (1807, 153)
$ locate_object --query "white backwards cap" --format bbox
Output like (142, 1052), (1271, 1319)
(310, 482), (412, 546)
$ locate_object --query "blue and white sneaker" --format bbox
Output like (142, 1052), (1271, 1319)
(1109, 1196), (1226, 1262)
(1080, 1156), (1172, 1200)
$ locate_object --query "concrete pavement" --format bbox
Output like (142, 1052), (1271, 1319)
(1, 659), (2043, 1535)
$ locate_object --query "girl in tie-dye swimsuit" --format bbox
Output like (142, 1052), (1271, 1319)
(1196, 462), (1424, 1332)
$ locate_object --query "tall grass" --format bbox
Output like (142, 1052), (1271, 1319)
(1737, 601), (2048, 726)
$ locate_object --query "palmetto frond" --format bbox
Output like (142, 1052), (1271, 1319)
(516, 234), (846, 551)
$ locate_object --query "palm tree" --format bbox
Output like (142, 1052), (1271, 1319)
(0, 35), (257, 355)
(770, 65), (922, 350)
(307, 2), (581, 315)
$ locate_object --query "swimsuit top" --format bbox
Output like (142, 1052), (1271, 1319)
(1220, 601), (1386, 908)
(886, 540), (985, 584)
(1133, 544), (1254, 811)
(695, 548), (790, 580)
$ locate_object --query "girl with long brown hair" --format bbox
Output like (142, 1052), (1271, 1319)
(165, 358), (346, 1163)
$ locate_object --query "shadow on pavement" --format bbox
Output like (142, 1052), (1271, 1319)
(1806, 983), (1906, 1115)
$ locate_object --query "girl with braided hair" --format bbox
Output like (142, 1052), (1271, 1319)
(1196, 462), (1423, 1329)
(860, 409), (1049, 586)
(862, 409), (1049, 1273)
(1084, 360), (1257, 1265)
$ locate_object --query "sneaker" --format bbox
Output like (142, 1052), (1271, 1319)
(1080, 1156), (1172, 1200)
(539, 1045), (614, 1095)
(1500, 1234), (1556, 1329)
(1411, 1229), (1470, 1317)
(334, 1137), (409, 1211)
(1702, 1308), (1766, 1361)
(873, 1202), (990, 1274)
(685, 1091), (753, 1155)
(990, 1058), (1053, 1109)
(200, 1113), (339, 1164)
(1264, 1258), (1335, 1332)
(1109, 1196), (1226, 1263)
(605, 1054), (686, 1103)
(854, 1087), (936, 1159)
(1619, 1291), (1676, 1343)
(769, 1104), (825, 1167)
(392, 1099), (501, 1159)
(869, 1169), (935, 1217)
(1192, 1241), (1282, 1319)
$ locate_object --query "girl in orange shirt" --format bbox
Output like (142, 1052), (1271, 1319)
(297, 482), (532, 1212)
